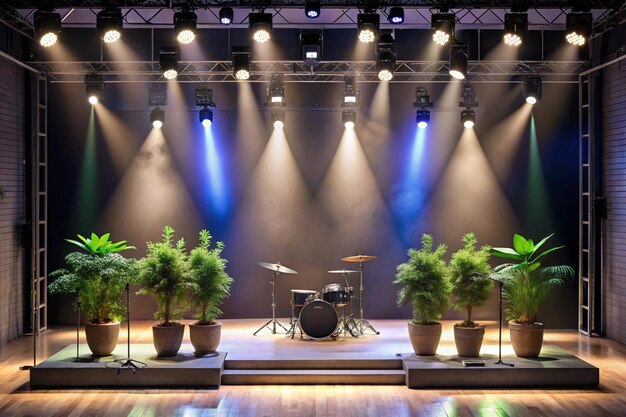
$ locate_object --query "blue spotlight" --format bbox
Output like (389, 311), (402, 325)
(199, 107), (213, 128)
(416, 110), (430, 129)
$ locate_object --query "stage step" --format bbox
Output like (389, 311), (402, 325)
(221, 369), (406, 385)
(224, 357), (403, 370)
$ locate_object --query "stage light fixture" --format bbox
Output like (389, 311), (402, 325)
(272, 109), (285, 128)
(150, 107), (165, 129)
(504, 13), (528, 46)
(459, 83), (478, 128)
(199, 107), (213, 128)
(413, 87), (433, 128)
(159, 47), (179, 80)
(97, 8), (123, 44)
(377, 32), (395, 81)
(343, 76), (358, 105)
(232, 47), (251, 80)
(461, 109), (475, 128)
(416, 111), (430, 129)
(432, 13), (455, 45)
(249, 12), (273, 43)
(174, 10), (197, 44)
(388, 7), (404, 24)
(35, 9), (61, 48)
(342, 110), (356, 129)
(85, 74), (103, 105)
(195, 87), (216, 127)
(449, 43), (469, 80)
(524, 76), (542, 105)
(267, 74), (285, 105)
(305, 0), (321, 19)
(566, 12), (592, 46)
(357, 13), (379, 43)
(219, 7), (234, 25)
(301, 32), (322, 64)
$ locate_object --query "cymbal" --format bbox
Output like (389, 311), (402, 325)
(258, 261), (298, 274)
(328, 269), (359, 274)
(341, 255), (378, 263)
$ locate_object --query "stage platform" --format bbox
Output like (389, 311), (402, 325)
(30, 319), (599, 389)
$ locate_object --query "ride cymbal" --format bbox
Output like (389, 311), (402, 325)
(327, 269), (360, 274)
(341, 255), (377, 263)
(257, 261), (298, 274)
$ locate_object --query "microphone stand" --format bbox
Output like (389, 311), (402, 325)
(490, 277), (514, 367)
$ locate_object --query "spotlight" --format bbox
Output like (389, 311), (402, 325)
(159, 47), (179, 80)
(199, 107), (213, 128)
(504, 13), (528, 46)
(301, 32), (322, 64)
(377, 32), (395, 81)
(524, 76), (542, 105)
(449, 43), (469, 80)
(267, 74), (285, 105)
(416, 111), (430, 129)
(97, 8), (123, 44)
(357, 13), (379, 43)
(34, 9), (61, 48)
(343, 76), (358, 105)
(219, 7), (234, 25)
(150, 107), (165, 129)
(388, 7), (404, 24)
(305, 0), (321, 19)
(566, 12), (592, 46)
(85, 74), (103, 105)
(231, 47), (251, 80)
(249, 12), (273, 43)
(432, 13), (455, 45)
(461, 109), (475, 129)
(272, 109), (285, 128)
(342, 110), (356, 129)
(174, 10), (197, 44)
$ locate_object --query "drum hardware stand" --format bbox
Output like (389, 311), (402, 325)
(106, 283), (147, 374)
(254, 267), (289, 336)
(355, 259), (380, 336)
(286, 302), (302, 339)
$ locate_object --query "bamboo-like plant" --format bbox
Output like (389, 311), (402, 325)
(492, 233), (574, 324)
(393, 234), (451, 325)
(449, 233), (493, 327)
(188, 230), (233, 325)
(138, 226), (188, 326)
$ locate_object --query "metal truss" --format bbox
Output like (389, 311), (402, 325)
(29, 59), (588, 83)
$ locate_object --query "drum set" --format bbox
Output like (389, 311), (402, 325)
(253, 254), (380, 340)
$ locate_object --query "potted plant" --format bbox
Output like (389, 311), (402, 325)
(49, 233), (136, 356)
(492, 233), (574, 357)
(448, 233), (493, 357)
(187, 230), (233, 356)
(138, 226), (188, 357)
(393, 234), (451, 355)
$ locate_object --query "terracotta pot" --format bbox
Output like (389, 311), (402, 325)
(453, 324), (485, 357)
(85, 322), (120, 357)
(509, 320), (544, 358)
(152, 324), (185, 357)
(189, 322), (222, 356)
(408, 322), (442, 356)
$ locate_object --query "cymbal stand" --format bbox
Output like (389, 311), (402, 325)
(355, 260), (379, 336)
(254, 269), (288, 336)
(286, 301), (302, 339)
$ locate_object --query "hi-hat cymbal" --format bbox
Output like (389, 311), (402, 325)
(341, 255), (378, 263)
(258, 261), (298, 274)
(328, 269), (359, 274)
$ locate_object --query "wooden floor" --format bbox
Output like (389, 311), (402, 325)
(1, 319), (626, 416)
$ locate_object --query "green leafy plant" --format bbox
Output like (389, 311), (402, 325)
(138, 226), (188, 326)
(49, 233), (137, 324)
(66, 232), (135, 255)
(187, 230), (233, 325)
(492, 233), (574, 324)
(393, 234), (451, 325)
(449, 233), (493, 327)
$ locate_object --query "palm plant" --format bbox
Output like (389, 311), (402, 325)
(492, 233), (574, 324)
(394, 234), (451, 325)
(188, 230), (233, 325)
(449, 233), (493, 327)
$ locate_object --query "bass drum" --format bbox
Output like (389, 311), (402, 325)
(299, 300), (338, 340)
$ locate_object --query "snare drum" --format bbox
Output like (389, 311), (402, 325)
(322, 283), (351, 306)
(291, 289), (317, 317)
(299, 299), (338, 339)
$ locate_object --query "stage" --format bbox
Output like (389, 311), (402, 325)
(29, 319), (598, 389)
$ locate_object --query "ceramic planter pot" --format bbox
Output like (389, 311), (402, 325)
(85, 321), (120, 357)
(408, 322), (442, 356)
(189, 322), (222, 356)
(453, 324), (485, 357)
(509, 320), (544, 358)
(152, 324), (185, 357)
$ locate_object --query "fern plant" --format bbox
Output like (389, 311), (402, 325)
(188, 230), (233, 325)
(138, 226), (188, 326)
(492, 233), (574, 324)
(449, 233), (493, 327)
(393, 234), (451, 325)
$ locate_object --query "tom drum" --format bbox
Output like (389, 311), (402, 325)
(322, 283), (352, 306)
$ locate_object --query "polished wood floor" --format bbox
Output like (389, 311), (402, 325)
(1, 319), (626, 416)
